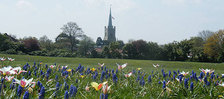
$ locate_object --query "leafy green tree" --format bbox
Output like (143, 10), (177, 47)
(22, 37), (40, 53)
(102, 46), (110, 58)
(116, 40), (125, 49)
(90, 50), (100, 58)
(204, 30), (224, 62)
(122, 43), (136, 59)
(123, 40), (150, 59)
(55, 33), (73, 51)
(163, 41), (181, 61)
(0, 33), (12, 51)
(178, 39), (193, 60)
(109, 42), (121, 58)
(0, 33), (25, 54)
(147, 41), (162, 60)
(132, 40), (149, 59)
(78, 35), (95, 57)
(189, 37), (209, 62)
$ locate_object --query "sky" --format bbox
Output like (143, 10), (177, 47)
(0, 0), (224, 44)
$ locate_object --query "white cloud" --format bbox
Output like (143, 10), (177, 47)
(16, 0), (34, 9)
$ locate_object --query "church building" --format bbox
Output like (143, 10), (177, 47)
(96, 7), (116, 47)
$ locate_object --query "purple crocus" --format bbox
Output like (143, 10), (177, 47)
(148, 75), (152, 83)
(190, 82), (194, 91)
(140, 77), (145, 86)
(23, 91), (29, 99)
(69, 85), (74, 97)
(100, 93), (108, 99)
(17, 85), (23, 98)
(10, 82), (15, 89)
(112, 74), (117, 83)
(100, 71), (106, 82)
(39, 87), (45, 99)
(204, 76), (208, 84)
(1, 78), (4, 83)
(76, 79), (78, 83)
(199, 72), (204, 79)
(136, 75), (140, 82)
(184, 78), (188, 89)
(56, 82), (60, 91)
(34, 71), (37, 76)
(116, 69), (118, 74)
(111, 69), (114, 74)
(105, 74), (109, 79)
(93, 75), (97, 80)
(169, 71), (171, 77)
(64, 91), (69, 99)
(95, 71), (98, 77)
(162, 80), (166, 89)
(46, 73), (49, 80)
(73, 86), (77, 97)
(28, 71), (31, 76)
(55, 75), (58, 81)
(47, 68), (51, 74)
(173, 71), (177, 75)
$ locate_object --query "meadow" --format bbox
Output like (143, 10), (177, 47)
(0, 54), (224, 99)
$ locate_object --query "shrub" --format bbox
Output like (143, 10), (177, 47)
(5, 49), (17, 54)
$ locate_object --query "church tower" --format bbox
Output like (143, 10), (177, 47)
(104, 7), (116, 42)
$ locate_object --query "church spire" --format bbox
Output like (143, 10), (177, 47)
(103, 5), (116, 42)
(108, 7), (113, 27)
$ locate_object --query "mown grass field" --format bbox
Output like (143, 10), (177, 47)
(1, 54), (224, 74)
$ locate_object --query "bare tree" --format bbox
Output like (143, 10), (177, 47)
(61, 22), (83, 53)
(198, 30), (214, 41)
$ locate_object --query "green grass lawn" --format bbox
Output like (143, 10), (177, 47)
(1, 54), (224, 74)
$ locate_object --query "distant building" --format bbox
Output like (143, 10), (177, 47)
(103, 7), (116, 42)
(96, 7), (116, 48)
(96, 37), (104, 47)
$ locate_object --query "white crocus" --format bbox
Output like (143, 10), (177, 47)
(218, 83), (224, 87)
(11, 67), (27, 75)
(153, 64), (160, 68)
(85, 85), (90, 91)
(61, 65), (68, 69)
(8, 57), (15, 61)
(199, 68), (214, 74)
(0, 66), (13, 75)
(50, 65), (56, 69)
(116, 63), (128, 70)
(179, 71), (189, 76)
(98, 63), (105, 67)
(124, 72), (133, 78)
(0, 57), (6, 61)
(14, 78), (35, 88)
(102, 84), (111, 94)
(5, 76), (14, 82)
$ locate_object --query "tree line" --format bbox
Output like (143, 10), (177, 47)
(0, 22), (223, 63)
